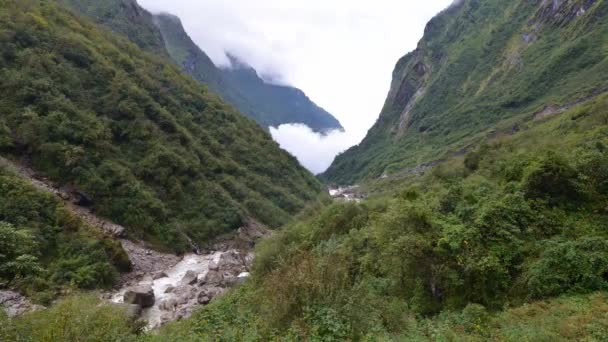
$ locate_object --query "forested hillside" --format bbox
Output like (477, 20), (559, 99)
(60, 0), (343, 133)
(0, 0), (322, 252)
(2, 0), (608, 340)
(323, 0), (608, 184)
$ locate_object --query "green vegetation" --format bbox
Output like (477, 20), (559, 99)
(151, 93), (608, 340)
(61, 1), (343, 132)
(0, 295), (142, 341)
(0, 0), (322, 252)
(58, 0), (168, 57)
(0, 166), (128, 303)
(323, 0), (608, 184)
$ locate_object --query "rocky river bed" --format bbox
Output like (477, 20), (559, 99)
(106, 223), (268, 329)
(110, 248), (253, 329)
(0, 157), (269, 327)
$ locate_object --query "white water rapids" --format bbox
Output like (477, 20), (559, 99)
(111, 252), (223, 329)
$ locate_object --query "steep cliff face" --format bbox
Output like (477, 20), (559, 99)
(323, 0), (608, 184)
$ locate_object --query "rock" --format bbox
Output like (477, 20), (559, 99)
(201, 286), (225, 300)
(103, 223), (126, 238)
(237, 272), (251, 284)
(124, 285), (155, 308)
(208, 261), (219, 271)
(153, 272), (168, 280)
(164, 286), (175, 294)
(201, 270), (223, 285)
(179, 270), (198, 286)
(0, 290), (39, 317)
(217, 252), (242, 269)
(197, 292), (210, 305)
(159, 298), (177, 311)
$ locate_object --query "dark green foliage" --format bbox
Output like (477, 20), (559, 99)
(57, 0), (168, 57)
(0, 0), (322, 251)
(323, 0), (608, 184)
(527, 237), (608, 298)
(60, 3), (343, 133)
(0, 167), (126, 301)
(161, 95), (608, 339)
(0, 295), (143, 341)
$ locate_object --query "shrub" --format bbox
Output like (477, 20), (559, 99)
(526, 237), (608, 298)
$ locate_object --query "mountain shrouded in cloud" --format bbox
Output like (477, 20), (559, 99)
(59, 0), (343, 134)
(137, 0), (454, 173)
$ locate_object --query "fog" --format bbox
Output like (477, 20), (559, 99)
(270, 125), (359, 174)
(138, 0), (453, 173)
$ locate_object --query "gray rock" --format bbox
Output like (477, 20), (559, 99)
(202, 270), (223, 285)
(179, 270), (198, 286)
(208, 261), (219, 271)
(124, 285), (155, 308)
(153, 272), (168, 280)
(159, 298), (177, 311)
(197, 292), (210, 305)
(164, 286), (175, 294)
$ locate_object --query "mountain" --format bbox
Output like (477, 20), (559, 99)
(58, 1), (343, 132)
(57, 0), (168, 57)
(323, 0), (608, 184)
(220, 54), (344, 133)
(152, 13), (343, 132)
(0, 0), (322, 253)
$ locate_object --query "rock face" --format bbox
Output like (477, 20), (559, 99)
(124, 285), (155, 308)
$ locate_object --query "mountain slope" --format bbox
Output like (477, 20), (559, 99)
(220, 55), (343, 133)
(57, 1), (343, 132)
(152, 13), (343, 132)
(323, 0), (608, 184)
(57, 0), (168, 57)
(0, 0), (322, 251)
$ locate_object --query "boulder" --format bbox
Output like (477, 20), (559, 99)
(208, 261), (219, 271)
(201, 286), (225, 299)
(164, 286), (175, 294)
(197, 292), (210, 305)
(201, 270), (223, 285)
(179, 270), (198, 286)
(153, 272), (168, 280)
(124, 285), (155, 308)
(159, 298), (177, 311)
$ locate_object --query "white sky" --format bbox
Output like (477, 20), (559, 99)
(138, 0), (453, 174)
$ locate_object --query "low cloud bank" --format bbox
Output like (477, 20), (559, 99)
(270, 124), (360, 175)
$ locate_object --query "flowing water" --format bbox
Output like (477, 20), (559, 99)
(112, 252), (224, 329)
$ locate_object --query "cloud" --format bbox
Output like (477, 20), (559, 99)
(270, 124), (359, 174)
(138, 0), (453, 172)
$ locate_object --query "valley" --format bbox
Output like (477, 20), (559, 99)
(1, 0), (608, 341)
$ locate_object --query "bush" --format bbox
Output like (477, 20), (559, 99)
(522, 153), (583, 206)
(1, 295), (142, 341)
(526, 237), (608, 298)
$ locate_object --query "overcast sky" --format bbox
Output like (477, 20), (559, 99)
(138, 0), (453, 174)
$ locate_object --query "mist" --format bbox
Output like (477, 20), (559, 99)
(270, 125), (360, 175)
(138, 0), (454, 174)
